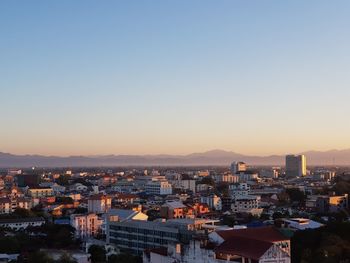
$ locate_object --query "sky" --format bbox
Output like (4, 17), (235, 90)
(1, 1), (350, 156)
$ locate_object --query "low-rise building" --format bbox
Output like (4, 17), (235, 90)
(278, 218), (324, 230)
(107, 220), (181, 255)
(306, 194), (348, 213)
(0, 217), (45, 230)
(28, 188), (53, 198)
(144, 226), (291, 263)
(70, 213), (103, 239)
(231, 195), (262, 216)
(160, 201), (194, 219)
(88, 194), (112, 214)
(201, 195), (222, 211)
(145, 180), (172, 196)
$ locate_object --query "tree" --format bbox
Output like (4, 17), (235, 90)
(44, 224), (77, 249)
(108, 254), (142, 263)
(222, 215), (236, 227)
(272, 212), (283, 220)
(200, 176), (215, 186)
(291, 222), (350, 263)
(286, 188), (306, 204)
(215, 182), (229, 196)
(27, 251), (54, 263)
(56, 196), (74, 204)
(88, 245), (106, 263)
(0, 237), (20, 253)
(56, 174), (70, 186)
(55, 253), (77, 263)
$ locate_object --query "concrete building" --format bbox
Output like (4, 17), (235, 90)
(88, 194), (112, 214)
(209, 227), (290, 263)
(230, 162), (247, 174)
(285, 155), (306, 177)
(0, 187), (31, 214)
(160, 201), (194, 219)
(229, 183), (250, 200)
(70, 213), (103, 239)
(28, 187), (53, 198)
(144, 227), (291, 263)
(0, 217), (45, 230)
(236, 171), (259, 182)
(201, 194), (222, 211)
(108, 209), (148, 222)
(278, 218), (323, 231)
(179, 180), (196, 193)
(306, 194), (348, 213)
(231, 195), (263, 216)
(215, 173), (239, 184)
(107, 220), (182, 255)
(145, 180), (172, 195)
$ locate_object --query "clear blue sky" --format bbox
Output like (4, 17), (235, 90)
(1, 1), (350, 156)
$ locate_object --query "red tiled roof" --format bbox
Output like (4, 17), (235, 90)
(215, 235), (272, 260)
(216, 226), (288, 243)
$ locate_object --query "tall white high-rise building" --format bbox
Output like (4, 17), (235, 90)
(285, 155), (306, 177)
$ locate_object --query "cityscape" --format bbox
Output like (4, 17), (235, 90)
(1, 1), (350, 263)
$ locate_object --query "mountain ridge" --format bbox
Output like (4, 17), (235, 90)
(0, 149), (350, 167)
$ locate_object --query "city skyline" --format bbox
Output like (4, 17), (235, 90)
(2, 1), (350, 156)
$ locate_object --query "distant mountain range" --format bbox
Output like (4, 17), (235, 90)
(0, 149), (350, 167)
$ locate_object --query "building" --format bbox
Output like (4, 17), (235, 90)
(28, 187), (53, 198)
(231, 195), (263, 216)
(144, 227), (291, 263)
(160, 201), (194, 219)
(40, 249), (91, 263)
(70, 213), (103, 239)
(16, 173), (41, 187)
(179, 180), (196, 193)
(200, 194), (222, 211)
(145, 180), (172, 195)
(230, 162), (247, 174)
(306, 194), (349, 213)
(0, 198), (10, 214)
(210, 227), (290, 263)
(114, 193), (140, 205)
(0, 217), (45, 230)
(285, 155), (306, 177)
(278, 218), (323, 231)
(107, 220), (182, 255)
(189, 203), (210, 216)
(0, 187), (31, 214)
(236, 171), (259, 182)
(88, 194), (112, 214)
(108, 209), (148, 222)
(260, 168), (280, 179)
(215, 173), (239, 184)
(229, 183), (250, 200)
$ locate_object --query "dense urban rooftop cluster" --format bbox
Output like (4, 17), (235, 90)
(0, 155), (349, 263)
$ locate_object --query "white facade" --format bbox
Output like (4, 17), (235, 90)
(70, 213), (103, 238)
(145, 180), (172, 195)
(229, 183), (250, 200)
(231, 195), (262, 215)
(180, 180), (196, 193)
